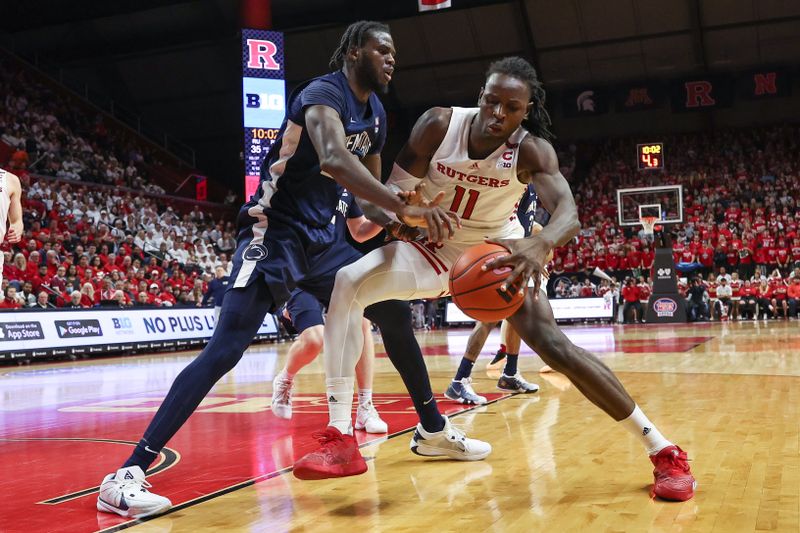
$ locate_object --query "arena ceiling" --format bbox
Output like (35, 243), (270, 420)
(1, 0), (799, 188)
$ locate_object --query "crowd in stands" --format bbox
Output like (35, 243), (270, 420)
(2, 47), (800, 323)
(545, 123), (800, 321)
(0, 56), (171, 194)
(0, 176), (237, 310)
(0, 56), (238, 311)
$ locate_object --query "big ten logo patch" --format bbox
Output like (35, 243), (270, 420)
(245, 92), (285, 111)
(496, 149), (514, 169)
(245, 39), (280, 70)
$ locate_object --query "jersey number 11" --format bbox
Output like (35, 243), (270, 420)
(449, 185), (479, 220)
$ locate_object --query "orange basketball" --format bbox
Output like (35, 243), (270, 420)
(448, 243), (525, 322)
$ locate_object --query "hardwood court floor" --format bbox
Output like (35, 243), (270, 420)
(3, 321), (800, 532)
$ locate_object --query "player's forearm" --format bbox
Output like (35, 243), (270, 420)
(352, 221), (384, 243)
(321, 153), (405, 215)
(355, 198), (394, 227)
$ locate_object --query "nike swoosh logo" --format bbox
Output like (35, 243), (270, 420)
(423, 396), (434, 405)
(144, 446), (159, 454)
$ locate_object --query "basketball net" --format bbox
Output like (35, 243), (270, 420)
(640, 216), (658, 236)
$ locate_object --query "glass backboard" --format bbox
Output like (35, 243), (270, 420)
(616, 185), (683, 226)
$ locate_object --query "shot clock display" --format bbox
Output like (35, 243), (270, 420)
(637, 143), (664, 170)
(242, 29), (285, 200)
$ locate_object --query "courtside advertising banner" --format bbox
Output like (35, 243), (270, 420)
(0, 307), (278, 359)
(446, 297), (613, 324)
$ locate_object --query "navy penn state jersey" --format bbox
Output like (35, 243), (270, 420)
(255, 70), (387, 229)
(305, 189), (363, 281)
(517, 184), (538, 236)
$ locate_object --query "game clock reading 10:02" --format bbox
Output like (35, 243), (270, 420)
(637, 143), (664, 170)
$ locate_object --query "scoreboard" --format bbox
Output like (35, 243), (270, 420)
(242, 29), (285, 201)
(636, 142), (664, 170)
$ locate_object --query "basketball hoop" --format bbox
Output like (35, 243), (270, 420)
(640, 216), (658, 236)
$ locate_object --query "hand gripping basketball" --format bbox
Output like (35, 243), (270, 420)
(449, 243), (525, 322)
(482, 235), (552, 300)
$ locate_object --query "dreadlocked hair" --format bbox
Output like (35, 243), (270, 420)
(329, 20), (391, 71)
(486, 56), (554, 143)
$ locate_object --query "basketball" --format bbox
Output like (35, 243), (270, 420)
(449, 243), (526, 322)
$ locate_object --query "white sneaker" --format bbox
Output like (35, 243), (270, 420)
(97, 466), (172, 518)
(410, 416), (492, 461)
(271, 372), (293, 420)
(355, 402), (388, 433)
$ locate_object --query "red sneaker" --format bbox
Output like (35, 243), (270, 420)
(293, 427), (368, 480)
(650, 445), (696, 501)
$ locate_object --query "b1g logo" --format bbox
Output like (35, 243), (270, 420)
(653, 298), (678, 317)
(245, 93), (285, 111)
(112, 317), (134, 335)
(113, 317), (132, 329)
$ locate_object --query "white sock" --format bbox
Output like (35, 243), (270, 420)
(620, 404), (673, 456)
(326, 377), (354, 434)
(358, 389), (372, 407)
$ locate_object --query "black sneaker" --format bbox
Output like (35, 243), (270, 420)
(489, 350), (507, 365)
(497, 373), (539, 393)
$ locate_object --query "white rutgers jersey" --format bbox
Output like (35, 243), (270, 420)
(421, 107), (529, 242)
(0, 168), (10, 243)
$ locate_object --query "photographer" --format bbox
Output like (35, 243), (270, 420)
(687, 278), (709, 322)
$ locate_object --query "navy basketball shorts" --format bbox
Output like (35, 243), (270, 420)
(285, 246), (364, 333)
(228, 203), (337, 312)
(285, 286), (327, 333)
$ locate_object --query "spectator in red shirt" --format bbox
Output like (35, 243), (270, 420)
(770, 275), (789, 319)
(80, 282), (98, 307)
(159, 285), (177, 307)
(698, 241), (714, 277)
(0, 287), (22, 309)
(740, 280), (758, 320)
(621, 278), (643, 324)
(775, 239), (791, 275)
(5, 253), (27, 283)
(578, 280), (595, 297)
(637, 276), (652, 308)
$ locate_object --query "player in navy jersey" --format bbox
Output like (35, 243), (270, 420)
(271, 190), (388, 433)
(445, 185), (541, 405)
(96, 20), (459, 519)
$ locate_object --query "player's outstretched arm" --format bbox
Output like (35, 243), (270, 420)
(6, 171), (23, 243)
(305, 105), (457, 242)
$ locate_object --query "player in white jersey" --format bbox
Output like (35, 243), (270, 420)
(0, 168), (24, 285)
(295, 57), (695, 502)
